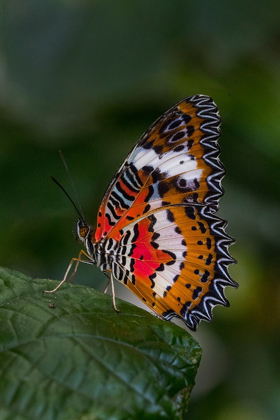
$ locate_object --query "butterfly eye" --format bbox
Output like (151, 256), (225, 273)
(79, 226), (88, 238)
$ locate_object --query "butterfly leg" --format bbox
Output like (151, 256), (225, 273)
(67, 250), (93, 284)
(110, 271), (120, 313)
(103, 280), (110, 294)
(44, 250), (93, 294)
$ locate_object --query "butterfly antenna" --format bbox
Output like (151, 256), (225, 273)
(51, 176), (84, 222)
(58, 150), (86, 221)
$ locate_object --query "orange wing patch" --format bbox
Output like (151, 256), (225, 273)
(113, 206), (236, 331)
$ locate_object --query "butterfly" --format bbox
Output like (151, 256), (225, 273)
(45, 94), (238, 331)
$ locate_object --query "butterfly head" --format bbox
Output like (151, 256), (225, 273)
(77, 218), (91, 243)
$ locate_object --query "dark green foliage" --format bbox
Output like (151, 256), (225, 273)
(0, 267), (201, 420)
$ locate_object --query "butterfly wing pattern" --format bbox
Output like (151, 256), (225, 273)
(93, 94), (237, 330)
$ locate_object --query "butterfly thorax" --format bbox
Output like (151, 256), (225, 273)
(91, 237), (120, 272)
(77, 218), (119, 272)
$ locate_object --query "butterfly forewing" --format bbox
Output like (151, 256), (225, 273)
(95, 95), (224, 242)
(93, 94), (237, 329)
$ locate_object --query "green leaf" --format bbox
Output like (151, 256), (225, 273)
(0, 267), (201, 420)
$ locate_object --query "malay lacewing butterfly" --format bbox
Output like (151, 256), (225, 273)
(45, 95), (237, 331)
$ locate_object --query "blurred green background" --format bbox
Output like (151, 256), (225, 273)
(1, 1), (280, 418)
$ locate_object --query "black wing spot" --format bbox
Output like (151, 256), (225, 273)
(130, 259), (135, 273)
(198, 222), (206, 234)
(158, 181), (169, 197)
(148, 214), (157, 232)
(143, 165), (154, 175)
(156, 263), (165, 272)
(187, 139), (194, 149)
(169, 131), (185, 143)
(185, 207), (196, 220)
(160, 119), (174, 133)
(149, 273), (156, 288)
(205, 254), (213, 265)
(145, 185), (154, 202)
(175, 177), (200, 192)
(144, 204), (151, 213)
(152, 232), (160, 241)
(206, 238), (212, 249)
(152, 168), (163, 183)
(183, 114), (192, 124)
(166, 209), (175, 222)
(143, 140), (154, 150)
(131, 224), (139, 242)
(186, 125), (194, 137)
(169, 119), (182, 130)
(153, 144), (164, 154)
(192, 286), (202, 300)
(174, 145), (185, 152)
(201, 270), (210, 283)
(163, 285), (171, 298)
(128, 243), (136, 257)
(175, 226), (181, 234)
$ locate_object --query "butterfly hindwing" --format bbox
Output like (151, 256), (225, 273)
(95, 95), (224, 241)
(111, 206), (236, 331)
